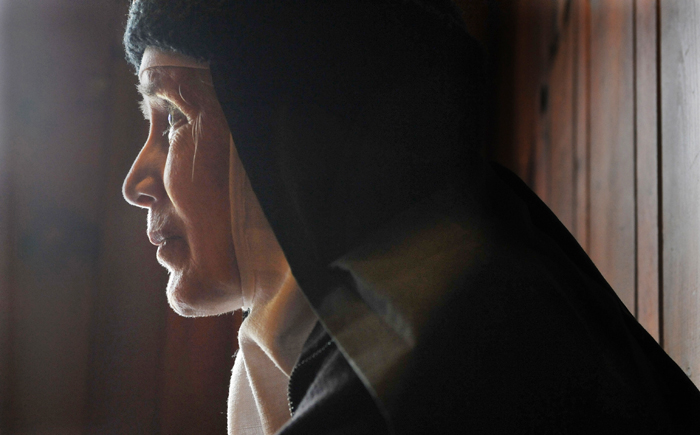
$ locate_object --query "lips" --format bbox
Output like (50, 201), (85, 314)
(148, 230), (181, 246)
(147, 212), (183, 246)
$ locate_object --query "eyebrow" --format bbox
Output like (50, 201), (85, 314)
(137, 80), (160, 98)
(137, 79), (179, 121)
(138, 68), (172, 96)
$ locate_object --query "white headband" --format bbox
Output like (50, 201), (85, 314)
(139, 46), (209, 79)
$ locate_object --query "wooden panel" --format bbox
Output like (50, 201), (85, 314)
(660, 0), (700, 385)
(510, 0), (553, 184)
(533, 2), (561, 204)
(159, 314), (239, 435)
(588, 0), (636, 312)
(634, 0), (660, 341)
(517, 0), (560, 199)
(548, 5), (575, 232)
(7, 2), (118, 432)
(573, 0), (591, 251)
(0, 2), (11, 430)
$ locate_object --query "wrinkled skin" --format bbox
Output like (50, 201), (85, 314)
(123, 67), (241, 316)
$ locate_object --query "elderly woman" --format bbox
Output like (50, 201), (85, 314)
(122, 1), (700, 434)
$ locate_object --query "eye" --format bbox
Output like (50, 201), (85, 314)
(162, 106), (187, 138)
(167, 108), (186, 129)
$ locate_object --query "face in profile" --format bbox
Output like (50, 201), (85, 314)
(123, 66), (242, 316)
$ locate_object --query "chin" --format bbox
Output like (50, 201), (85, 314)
(166, 272), (240, 317)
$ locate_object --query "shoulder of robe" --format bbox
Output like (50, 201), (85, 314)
(281, 322), (389, 435)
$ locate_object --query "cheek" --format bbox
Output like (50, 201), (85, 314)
(163, 128), (231, 223)
(196, 117), (232, 192)
(162, 147), (194, 210)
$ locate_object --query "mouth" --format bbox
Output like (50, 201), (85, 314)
(151, 232), (187, 267)
(147, 213), (187, 266)
(148, 231), (182, 246)
(147, 211), (182, 246)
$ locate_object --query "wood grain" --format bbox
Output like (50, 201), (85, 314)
(7, 2), (117, 431)
(588, 0), (637, 312)
(548, 3), (576, 232)
(660, 0), (700, 386)
(159, 314), (239, 435)
(0, 5), (11, 430)
(634, 0), (660, 341)
(573, 0), (591, 251)
(532, 1), (560, 204)
(510, 0), (555, 185)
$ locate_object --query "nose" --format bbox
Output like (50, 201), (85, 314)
(122, 129), (167, 208)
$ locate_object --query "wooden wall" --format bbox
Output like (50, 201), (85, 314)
(659, 0), (700, 383)
(496, 0), (700, 386)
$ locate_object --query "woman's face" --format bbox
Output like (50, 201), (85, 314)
(123, 66), (242, 316)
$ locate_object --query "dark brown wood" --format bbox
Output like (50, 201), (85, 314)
(0, 6), (11, 431)
(634, 0), (660, 341)
(660, 0), (700, 386)
(511, 0), (560, 197)
(509, 0), (549, 183)
(548, 4), (576, 232)
(533, 1), (561, 203)
(6, 2), (118, 431)
(573, 0), (591, 251)
(588, 0), (637, 312)
(159, 314), (239, 435)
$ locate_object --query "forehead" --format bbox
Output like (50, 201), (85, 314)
(137, 68), (206, 121)
(138, 67), (191, 96)
(136, 66), (223, 125)
(137, 67), (212, 105)
(138, 47), (208, 77)
(137, 47), (209, 97)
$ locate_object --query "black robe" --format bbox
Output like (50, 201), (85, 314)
(280, 164), (700, 434)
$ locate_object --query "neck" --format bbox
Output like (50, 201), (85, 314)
(242, 271), (317, 375)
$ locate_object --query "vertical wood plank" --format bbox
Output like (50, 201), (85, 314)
(159, 314), (238, 435)
(660, 0), (700, 385)
(634, 0), (660, 341)
(548, 4), (575, 232)
(573, 0), (591, 251)
(510, 0), (552, 184)
(7, 2), (117, 432)
(588, 0), (637, 312)
(0, 1), (11, 430)
(532, 1), (560, 204)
